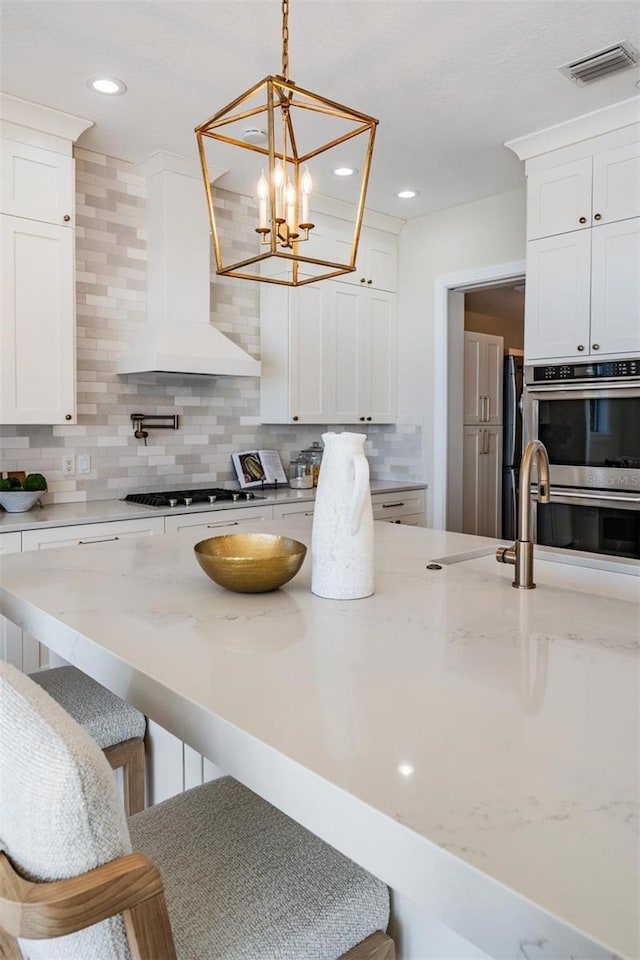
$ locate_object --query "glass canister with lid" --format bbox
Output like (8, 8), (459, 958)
(289, 457), (313, 489)
(300, 441), (323, 487)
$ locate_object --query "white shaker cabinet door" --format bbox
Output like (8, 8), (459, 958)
(592, 142), (640, 226)
(526, 158), (592, 240)
(462, 426), (483, 536)
(332, 223), (397, 292)
(590, 218), (640, 357)
(480, 426), (503, 540)
(524, 230), (592, 362)
(363, 289), (397, 423)
(289, 282), (329, 424)
(328, 282), (362, 422)
(1, 139), (74, 226)
(463, 332), (503, 425)
(1, 214), (75, 424)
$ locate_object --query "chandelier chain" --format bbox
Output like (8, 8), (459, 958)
(282, 0), (289, 78)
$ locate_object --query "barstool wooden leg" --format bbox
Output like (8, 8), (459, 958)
(340, 931), (395, 959)
(104, 739), (145, 816)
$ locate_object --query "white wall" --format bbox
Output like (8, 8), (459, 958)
(397, 188), (526, 524)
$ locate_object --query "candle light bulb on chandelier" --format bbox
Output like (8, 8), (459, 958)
(274, 160), (285, 220)
(257, 170), (268, 228)
(286, 178), (297, 233)
(301, 165), (312, 225)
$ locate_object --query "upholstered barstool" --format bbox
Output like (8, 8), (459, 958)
(0, 663), (395, 960)
(29, 665), (146, 815)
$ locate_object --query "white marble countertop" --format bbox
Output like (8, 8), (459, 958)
(0, 480), (426, 534)
(0, 519), (638, 960)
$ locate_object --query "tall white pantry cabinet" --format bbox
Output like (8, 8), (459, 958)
(0, 94), (92, 424)
(462, 331), (503, 538)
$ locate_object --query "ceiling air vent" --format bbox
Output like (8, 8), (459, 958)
(558, 41), (639, 84)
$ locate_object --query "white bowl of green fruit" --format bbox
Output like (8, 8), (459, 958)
(0, 474), (47, 512)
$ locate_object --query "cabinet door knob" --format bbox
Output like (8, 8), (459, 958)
(367, 279), (372, 285)
(63, 214), (71, 222)
(366, 416), (372, 421)
(579, 216), (587, 224)
(592, 343), (600, 351)
(359, 416), (365, 421)
(577, 344), (585, 352)
(593, 213), (602, 221)
(65, 414), (72, 420)
(292, 416), (299, 421)
(360, 278), (366, 283)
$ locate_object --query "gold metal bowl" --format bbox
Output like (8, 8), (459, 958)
(194, 533), (307, 593)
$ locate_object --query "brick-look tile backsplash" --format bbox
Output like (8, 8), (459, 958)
(0, 149), (423, 503)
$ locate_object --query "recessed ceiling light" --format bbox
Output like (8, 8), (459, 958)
(88, 77), (127, 96)
(397, 189), (420, 199)
(398, 763), (415, 777)
(333, 166), (357, 177)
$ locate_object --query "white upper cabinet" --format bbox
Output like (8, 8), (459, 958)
(1, 139), (74, 226)
(332, 222), (397, 291)
(524, 125), (640, 362)
(527, 158), (593, 240)
(260, 216), (398, 424)
(592, 142), (640, 226)
(260, 276), (397, 425)
(0, 96), (92, 426)
(590, 218), (640, 356)
(463, 332), (503, 425)
(0, 215), (76, 424)
(260, 281), (329, 424)
(525, 230), (592, 361)
(327, 283), (397, 424)
(526, 141), (640, 241)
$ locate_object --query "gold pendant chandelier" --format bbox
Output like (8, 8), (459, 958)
(195, 0), (378, 287)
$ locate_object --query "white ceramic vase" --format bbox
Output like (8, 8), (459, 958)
(311, 432), (374, 600)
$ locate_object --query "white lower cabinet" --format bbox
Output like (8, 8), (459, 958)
(21, 516), (165, 551)
(463, 426), (502, 538)
(164, 505), (273, 535)
(0, 532), (25, 670)
(372, 489), (426, 526)
(272, 501), (315, 520)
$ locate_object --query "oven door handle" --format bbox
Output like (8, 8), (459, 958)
(532, 486), (640, 508)
(526, 380), (639, 394)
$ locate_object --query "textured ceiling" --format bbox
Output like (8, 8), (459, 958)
(1, 0), (639, 218)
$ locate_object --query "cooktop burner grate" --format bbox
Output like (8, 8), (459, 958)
(125, 488), (260, 507)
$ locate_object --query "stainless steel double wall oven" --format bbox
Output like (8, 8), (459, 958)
(524, 359), (640, 559)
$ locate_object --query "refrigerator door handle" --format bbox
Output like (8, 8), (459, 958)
(486, 396), (490, 422)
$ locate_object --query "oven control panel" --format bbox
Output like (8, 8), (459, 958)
(530, 359), (639, 383)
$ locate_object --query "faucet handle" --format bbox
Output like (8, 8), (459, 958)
(496, 545), (516, 566)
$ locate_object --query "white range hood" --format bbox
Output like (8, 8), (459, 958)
(118, 151), (261, 378)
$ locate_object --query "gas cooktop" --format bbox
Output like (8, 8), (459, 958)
(125, 488), (263, 508)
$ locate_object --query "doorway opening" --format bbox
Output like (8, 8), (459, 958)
(431, 259), (526, 531)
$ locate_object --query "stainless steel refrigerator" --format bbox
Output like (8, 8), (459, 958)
(502, 353), (524, 541)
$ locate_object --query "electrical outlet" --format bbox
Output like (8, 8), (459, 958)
(62, 455), (75, 476)
(77, 454), (91, 475)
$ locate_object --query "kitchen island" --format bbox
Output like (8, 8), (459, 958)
(0, 519), (638, 960)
